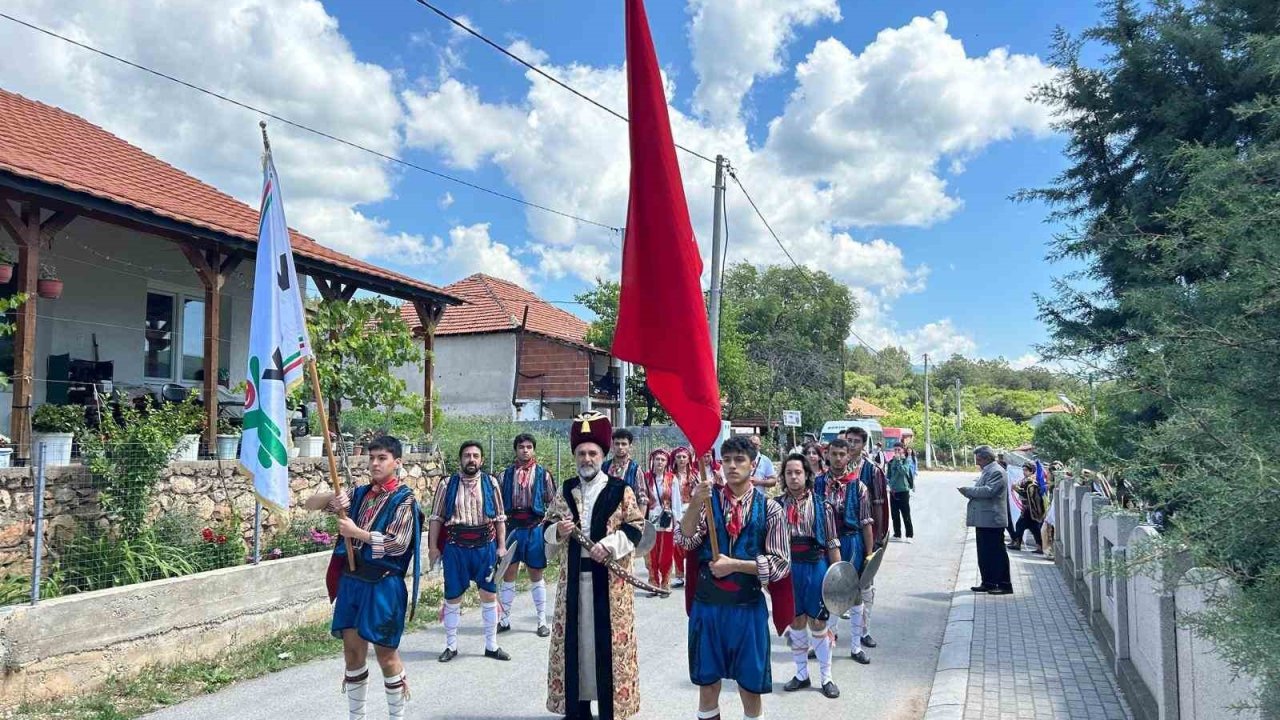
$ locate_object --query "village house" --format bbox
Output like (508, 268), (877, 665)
(397, 273), (621, 421)
(0, 89), (462, 462)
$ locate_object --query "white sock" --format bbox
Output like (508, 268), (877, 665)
(383, 671), (408, 720)
(499, 581), (517, 624)
(696, 709), (721, 719)
(788, 628), (810, 680)
(811, 627), (833, 684)
(443, 601), (461, 651)
(531, 579), (548, 625)
(850, 603), (864, 654)
(482, 600), (499, 652)
(343, 667), (368, 720)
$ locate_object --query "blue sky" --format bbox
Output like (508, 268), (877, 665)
(0, 0), (1105, 365)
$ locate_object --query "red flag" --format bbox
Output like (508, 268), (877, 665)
(612, 0), (721, 456)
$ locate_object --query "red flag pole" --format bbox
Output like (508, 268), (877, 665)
(696, 454), (720, 560)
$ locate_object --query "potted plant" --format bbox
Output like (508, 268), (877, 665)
(0, 247), (13, 284)
(0, 433), (12, 468)
(296, 413), (324, 457)
(36, 263), (61, 300)
(31, 404), (83, 466)
(167, 395), (204, 463)
(215, 418), (240, 461)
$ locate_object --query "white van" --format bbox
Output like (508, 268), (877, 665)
(819, 419), (884, 447)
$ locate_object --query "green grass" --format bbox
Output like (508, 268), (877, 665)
(2, 576), (500, 720)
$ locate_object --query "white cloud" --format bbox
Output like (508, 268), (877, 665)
(687, 0), (840, 124)
(1010, 352), (1042, 370)
(431, 223), (534, 288)
(401, 79), (526, 170)
(439, 191), (455, 209)
(0, 0), (431, 266)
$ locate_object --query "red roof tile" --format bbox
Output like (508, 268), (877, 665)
(401, 274), (599, 351)
(0, 88), (456, 303)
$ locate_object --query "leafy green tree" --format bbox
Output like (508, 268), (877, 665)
(308, 298), (422, 433)
(872, 346), (912, 387)
(1025, 0), (1280, 704)
(1031, 414), (1097, 464)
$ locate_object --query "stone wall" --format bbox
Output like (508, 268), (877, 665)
(0, 452), (447, 577)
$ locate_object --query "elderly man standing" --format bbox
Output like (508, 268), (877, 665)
(958, 446), (1014, 595)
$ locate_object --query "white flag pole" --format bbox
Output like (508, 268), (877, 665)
(259, 121), (354, 571)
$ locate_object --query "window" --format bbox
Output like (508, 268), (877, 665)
(145, 291), (231, 383)
(144, 292), (175, 379)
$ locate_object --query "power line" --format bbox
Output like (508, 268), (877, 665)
(732, 166), (880, 358)
(410, 0), (718, 166)
(0, 11), (622, 234)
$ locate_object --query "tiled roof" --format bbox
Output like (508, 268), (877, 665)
(846, 397), (888, 418)
(1037, 404), (1072, 415)
(400, 273), (599, 351)
(0, 88), (456, 303)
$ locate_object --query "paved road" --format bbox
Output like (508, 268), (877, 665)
(145, 471), (972, 720)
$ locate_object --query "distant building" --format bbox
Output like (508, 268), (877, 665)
(398, 274), (620, 421)
(1028, 404), (1073, 429)
(846, 397), (888, 420)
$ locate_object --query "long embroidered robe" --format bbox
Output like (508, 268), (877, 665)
(545, 472), (646, 717)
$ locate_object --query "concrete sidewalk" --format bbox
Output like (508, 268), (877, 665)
(926, 533), (1133, 720)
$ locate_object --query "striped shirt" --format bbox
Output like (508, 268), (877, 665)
(505, 463), (556, 511)
(777, 491), (839, 550)
(674, 488), (791, 584)
(825, 475), (872, 533)
(328, 484), (417, 560)
(429, 474), (507, 526)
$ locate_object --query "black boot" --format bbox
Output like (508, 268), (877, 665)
(566, 700), (594, 720)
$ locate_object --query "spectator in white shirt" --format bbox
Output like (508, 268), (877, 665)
(748, 434), (778, 490)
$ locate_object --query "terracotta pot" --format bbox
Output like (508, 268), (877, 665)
(37, 278), (62, 299)
(0, 264), (12, 284)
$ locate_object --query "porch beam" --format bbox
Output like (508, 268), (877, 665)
(412, 300), (446, 438)
(180, 241), (240, 456)
(2, 201), (56, 464)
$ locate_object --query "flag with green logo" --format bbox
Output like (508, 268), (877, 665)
(241, 147), (311, 511)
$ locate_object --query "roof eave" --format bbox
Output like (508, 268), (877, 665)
(0, 170), (463, 307)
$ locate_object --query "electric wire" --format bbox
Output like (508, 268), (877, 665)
(0, 11), (622, 234)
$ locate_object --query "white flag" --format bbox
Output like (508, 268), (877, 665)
(241, 147), (312, 511)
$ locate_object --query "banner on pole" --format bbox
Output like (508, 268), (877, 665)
(782, 410), (802, 428)
(241, 142), (312, 511)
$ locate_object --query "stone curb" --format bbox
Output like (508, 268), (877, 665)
(924, 528), (978, 720)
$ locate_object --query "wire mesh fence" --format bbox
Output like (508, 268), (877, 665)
(0, 418), (691, 609)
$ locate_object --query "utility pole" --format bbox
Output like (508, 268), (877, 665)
(955, 378), (963, 432)
(1089, 375), (1097, 423)
(924, 355), (934, 468)
(708, 155), (728, 368)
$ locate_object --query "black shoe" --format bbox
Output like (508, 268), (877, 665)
(821, 680), (841, 698)
(485, 647), (511, 661)
(784, 676), (811, 692)
(987, 586), (1014, 596)
(851, 650), (871, 665)
(971, 584), (994, 592)
(537, 624), (551, 638)
(861, 634), (877, 648)
(1032, 549), (1044, 555)
(1006, 543), (1022, 550)
(438, 647), (458, 663)
(808, 648), (816, 659)
(497, 622), (511, 634)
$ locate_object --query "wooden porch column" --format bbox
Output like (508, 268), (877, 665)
(0, 201), (74, 463)
(179, 243), (242, 456)
(412, 300), (445, 437)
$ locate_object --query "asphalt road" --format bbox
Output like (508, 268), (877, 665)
(143, 470), (973, 720)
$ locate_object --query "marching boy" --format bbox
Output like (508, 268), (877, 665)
(676, 435), (791, 720)
(498, 433), (557, 636)
(305, 435), (422, 720)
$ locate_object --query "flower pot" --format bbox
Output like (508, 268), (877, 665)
(0, 264), (12, 284)
(31, 432), (74, 466)
(0, 448), (12, 468)
(288, 446), (300, 459)
(298, 435), (325, 458)
(216, 434), (240, 461)
(169, 433), (200, 462)
(36, 278), (62, 299)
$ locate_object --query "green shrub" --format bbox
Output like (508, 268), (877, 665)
(31, 403), (84, 433)
(61, 526), (197, 593)
(1032, 413), (1098, 464)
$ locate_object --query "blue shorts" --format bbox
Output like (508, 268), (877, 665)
(505, 524), (547, 570)
(792, 559), (829, 619)
(330, 573), (408, 649)
(839, 533), (866, 574)
(688, 599), (772, 694)
(443, 541), (497, 599)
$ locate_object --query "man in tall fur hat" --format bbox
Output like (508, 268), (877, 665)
(545, 412), (648, 720)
